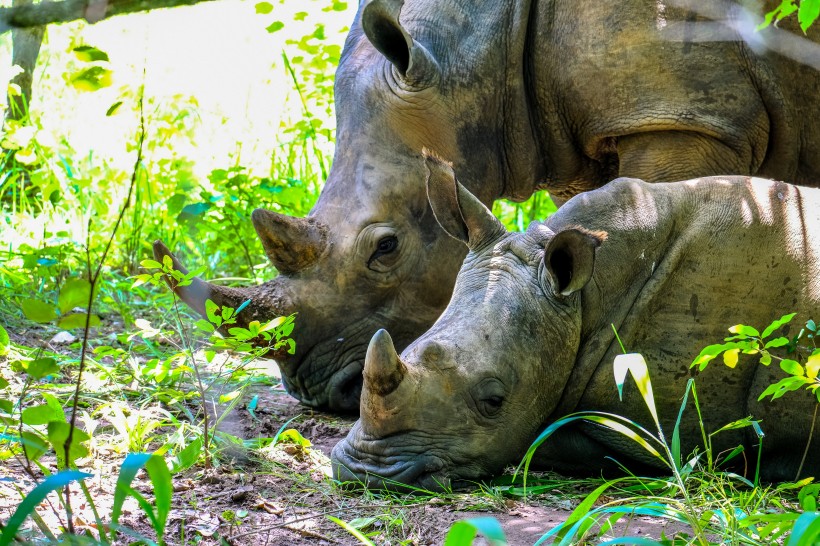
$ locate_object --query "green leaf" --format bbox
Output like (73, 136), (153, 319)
(21, 404), (61, 426)
(0, 324), (9, 356)
(21, 299), (57, 323)
(266, 21), (285, 33)
(71, 66), (113, 91)
(807, 352), (820, 379)
(72, 45), (109, 62)
(764, 337), (790, 349)
(20, 431), (48, 461)
(760, 352), (772, 366)
(785, 511), (820, 546)
(444, 517), (507, 546)
(761, 313), (796, 338)
(106, 101), (122, 116)
(0, 470), (91, 546)
(0, 377), (8, 390)
(723, 348), (740, 368)
(57, 313), (100, 330)
(255, 1), (273, 14)
(58, 278), (92, 314)
(141, 259), (162, 269)
(205, 299), (220, 325)
(780, 359), (804, 376)
(26, 357), (59, 379)
(144, 455), (172, 540)
(46, 421), (90, 467)
(799, 0), (820, 33)
(613, 353), (659, 429)
(328, 516), (377, 545)
(170, 436), (202, 473)
(729, 324), (760, 338)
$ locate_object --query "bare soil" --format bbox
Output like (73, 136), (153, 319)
(0, 334), (684, 545)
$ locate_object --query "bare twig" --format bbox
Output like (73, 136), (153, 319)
(0, 0), (221, 33)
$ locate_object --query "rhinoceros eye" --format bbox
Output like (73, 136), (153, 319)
(473, 378), (506, 419)
(479, 395), (504, 418)
(368, 235), (399, 268)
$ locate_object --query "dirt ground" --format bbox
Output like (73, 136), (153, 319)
(0, 351), (685, 546)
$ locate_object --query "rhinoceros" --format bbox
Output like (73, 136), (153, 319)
(331, 154), (820, 489)
(154, 0), (820, 412)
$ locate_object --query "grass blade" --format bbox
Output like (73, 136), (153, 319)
(0, 470), (91, 546)
(327, 515), (377, 546)
(444, 517), (508, 546)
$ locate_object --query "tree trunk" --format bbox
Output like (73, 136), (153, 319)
(1, 0), (220, 32)
(5, 0), (45, 122)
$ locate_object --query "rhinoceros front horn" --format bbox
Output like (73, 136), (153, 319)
(363, 329), (406, 397)
(251, 209), (328, 275)
(152, 240), (252, 318)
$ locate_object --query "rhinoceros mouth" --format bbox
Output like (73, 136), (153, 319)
(331, 438), (450, 492)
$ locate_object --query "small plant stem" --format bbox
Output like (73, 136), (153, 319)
(170, 295), (211, 468)
(796, 403), (819, 480)
(61, 93), (145, 534)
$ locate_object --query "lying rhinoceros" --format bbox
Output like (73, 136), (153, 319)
(331, 155), (820, 489)
(154, 0), (820, 412)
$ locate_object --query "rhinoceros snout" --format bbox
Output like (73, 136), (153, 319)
(331, 436), (449, 492)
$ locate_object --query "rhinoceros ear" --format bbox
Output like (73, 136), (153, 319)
(361, 0), (439, 86)
(542, 228), (606, 297)
(423, 149), (505, 250)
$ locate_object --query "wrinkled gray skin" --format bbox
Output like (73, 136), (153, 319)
(332, 156), (820, 490)
(154, 0), (820, 412)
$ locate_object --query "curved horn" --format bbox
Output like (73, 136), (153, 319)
(152, 240), (253, 318)
(363, 329), (406, 397)
(251, 209), (328, 275)
(423, 149), (506, 250)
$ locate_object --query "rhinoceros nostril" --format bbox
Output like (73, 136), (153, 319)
(327, 362), (364, 414)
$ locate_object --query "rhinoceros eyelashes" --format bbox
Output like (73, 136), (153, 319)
(368, 235), (399, 269)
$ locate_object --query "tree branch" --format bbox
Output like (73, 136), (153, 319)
(0, 0), (221, 33)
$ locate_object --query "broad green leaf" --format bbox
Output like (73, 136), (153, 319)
(761, 313), (796, 338)
(144, 455), (172, 541)
(0, 324), (9, 356)
(21, 299), (57, 323)
(26, 357), (58, 380)
(764, 337), (790, 349)
(57, 313), (100, 330)
(785, 511), (820, 546)
(723, 348), (740, 368)
(219, 390), (242, 404)
(798, 0), (820, 33)
(729, 324), (760, 337)
(444, 517), (507, 546)
(57, 278), (91, 314)
(255, 1), (273, 14)
(21, 404), (61, 426)
(71, 66), (112, 91)
(0, 377), (8, 390)
(691, 342), (741, 370)
(205, 299), (220, 325)
(46, 421), (90, 467)
(0, 470), (91, 546)
(328, 515), (377, 546)
(72, 45), (109, 62)
(780, 359), (804, 376)
(170, 436), (202, 473)
(106, 101), (122, 116)
(760, 352), (772, 366)
(806, 352), (820, 379)
(21, 431), (48, 461)
(141, 259), (162, 269)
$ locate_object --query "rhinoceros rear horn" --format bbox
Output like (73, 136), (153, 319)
(152, 240), (252, 318)
(423, 149), (506, 251)
(363, 329), (406, 397)
(251, 209), (328, 275)
(361, 0), (439, 86)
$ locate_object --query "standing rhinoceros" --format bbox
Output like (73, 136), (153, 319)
(154, 0), (820, 412)
(331, 154), (820, 489)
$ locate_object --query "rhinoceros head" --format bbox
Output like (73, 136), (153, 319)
(331, 156), (605, 489)
(152, 0), (538, 412)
